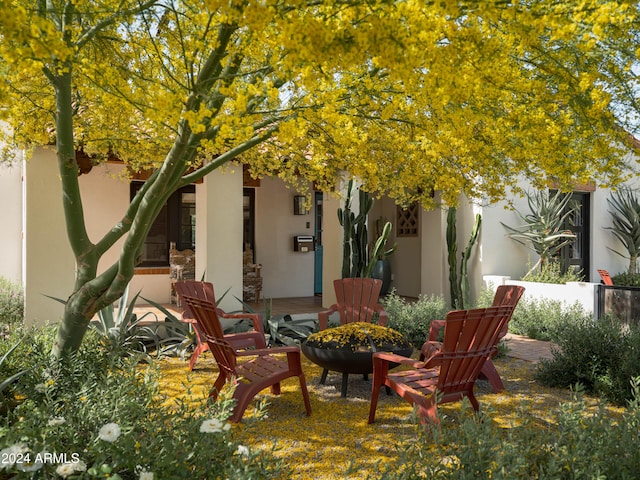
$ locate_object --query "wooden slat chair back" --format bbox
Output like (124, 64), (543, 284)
(182, 295), (312, 423)
(174, 281), (265, 370)
(491, 285), (526, 342)
(369, 305), (516, 426)
(598, 269), (614, 286)
(318, 278), (389, 330)
(419, 284), (525, 392)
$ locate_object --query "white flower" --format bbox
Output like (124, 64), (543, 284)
(35, 383), (47, 393)
(199, 418), (230, 433)
(0, 444), (28, 469)
(139, 471), (154, 480)
(98, 422), (121, 442)
(56, 460), (87, 478)
(55, 463), (75, 478)
(47, 416), (66, 426)
(235, 445), (250, 457)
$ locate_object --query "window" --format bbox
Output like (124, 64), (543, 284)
(396, 203), (419, 237)
(130, 182), (196, 266)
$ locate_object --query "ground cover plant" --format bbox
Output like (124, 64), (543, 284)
(158, 353), (627, 479)
(0, 327), (284, 479)
(0, 277), (23, 329)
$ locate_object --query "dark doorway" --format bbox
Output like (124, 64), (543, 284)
(243, 188), (255, 262)
(314, 191), (323, 295)
(559, 191), (591, 281)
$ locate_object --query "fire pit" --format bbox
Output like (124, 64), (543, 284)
(301, 322), (412, 397)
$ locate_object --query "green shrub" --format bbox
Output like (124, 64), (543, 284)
(611, 272), (640, 286)
(382, 292), (448, 349)
(0, 276), (23, 326)
(522, 259), (583, 284)
(0, 327), (284, 479)
(379, 383), (640, 479)
(535, 316), (640, 406)
(508, 297), (590, 342)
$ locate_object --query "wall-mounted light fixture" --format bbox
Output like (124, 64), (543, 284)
(293, 195), (308, 215)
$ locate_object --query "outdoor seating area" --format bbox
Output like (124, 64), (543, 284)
(172, 280), (523, 423)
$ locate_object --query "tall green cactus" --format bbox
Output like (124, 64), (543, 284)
(447, 207), (482, 309)
(338, 180), (381, 278)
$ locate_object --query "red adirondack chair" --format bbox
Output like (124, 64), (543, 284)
(598, 269), (614, 286)
(318, 278), (389, 330)
(419, 284), (525, 392)
(174, 281), (265, 370)
(182, 295), (312, 423)
(316, 278), (390, 386)
(369, 305), (516, 425)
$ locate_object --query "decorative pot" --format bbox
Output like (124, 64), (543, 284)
(370, 259), (392, 295)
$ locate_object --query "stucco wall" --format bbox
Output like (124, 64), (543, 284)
(479, 175), (640, 286)
(0, 159), (23, 283)
(254, 177), (315, 298)
(199, 169), (243, 311)
(23, 148), (75, 326)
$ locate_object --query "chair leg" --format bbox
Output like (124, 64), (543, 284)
(416, 397), (440, 426)
(319, 368), (329, 384)
(270, 382), (282, 395)
(368, 358), (389, 424)
(189, 343), (209, 370)
(480, 359), (505, 393)
(208, 374), (228, 401)
(298, 375), (312, 416)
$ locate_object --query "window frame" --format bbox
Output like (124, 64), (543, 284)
(130, 182), (196, 267)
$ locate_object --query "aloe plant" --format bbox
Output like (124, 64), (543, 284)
(605, 187), (640, 275)
(0, 341), (29, 395)
(501, 190), (578, 278)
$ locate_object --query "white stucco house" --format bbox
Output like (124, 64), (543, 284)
(1, 144), (639, 326)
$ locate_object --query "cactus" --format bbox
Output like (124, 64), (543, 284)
(447, 207), (482, 309)
(338, 180), (386, 278)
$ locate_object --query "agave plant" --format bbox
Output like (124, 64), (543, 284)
(605, 187), (640, 274)
(501, 190), (578, 278)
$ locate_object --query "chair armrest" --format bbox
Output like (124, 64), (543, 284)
(428, 320), (445, 342)
(218, 311), (264, 335)
(372, 352), (425, 368)
(318, 305), (340, 330)
(374, 306), (389, 327)
(226, 331), (267, 350)
(236, 346), (300, 357)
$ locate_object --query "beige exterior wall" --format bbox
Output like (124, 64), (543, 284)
(23, 148), (75, 326)
(199, 168), (243, 312)
(0, 159), (23, 283)
(254, 177), (315, 298)
(321, 190), (342, 307)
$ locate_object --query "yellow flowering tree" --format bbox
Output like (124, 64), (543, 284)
(0, 0), (638, 355)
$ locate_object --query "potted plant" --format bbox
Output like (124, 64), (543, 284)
(370, 216), (397, 295)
